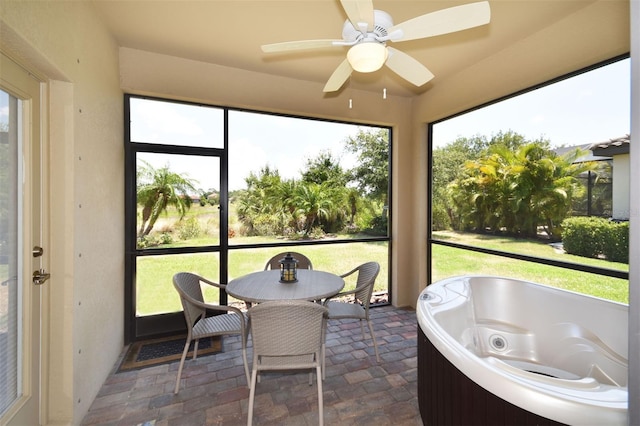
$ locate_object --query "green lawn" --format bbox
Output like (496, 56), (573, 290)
(432, 231), (629, 304)
(135, 223), (629, 316)
(136, 238), (389, 315)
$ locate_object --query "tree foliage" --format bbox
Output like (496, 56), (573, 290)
(432, 130), (534, 231)
(235, 128), (390, 238)
(344, 128), (389, 202)
(294, 182), (337, 236)
(235, 166), (288, 236)
(301, 150), (347, 188)
(447, 140), (595, 238)
(136, 161), (198, 237)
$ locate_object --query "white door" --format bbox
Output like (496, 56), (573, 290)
(0, 52), (48, 426)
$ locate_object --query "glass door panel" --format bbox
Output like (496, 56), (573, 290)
(0, 88), (20, 419)
(0, 52), (44, 425)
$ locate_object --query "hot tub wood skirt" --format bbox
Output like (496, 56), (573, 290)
(418, 326), (567, 426)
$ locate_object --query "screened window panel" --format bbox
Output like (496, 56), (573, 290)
(130, 98), (224, 148)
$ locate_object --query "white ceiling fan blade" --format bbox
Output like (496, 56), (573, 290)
(384, 47), (434, 87)
(340, 0), (374, 33)
(262, 39), (344, 53)
(323, 59), (353, 92)
(389, 1), (490, 42)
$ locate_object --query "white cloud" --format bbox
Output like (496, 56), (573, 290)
(133, 101), (203, 140)
(530, 114), (545, 124)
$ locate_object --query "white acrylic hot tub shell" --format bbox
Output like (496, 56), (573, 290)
(417, 275), (628, 425)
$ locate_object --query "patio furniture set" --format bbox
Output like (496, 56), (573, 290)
(172, 252), (380, 425)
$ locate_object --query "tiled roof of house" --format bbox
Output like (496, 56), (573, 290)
(588, 134), (630, 156)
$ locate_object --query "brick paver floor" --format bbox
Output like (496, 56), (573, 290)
(81, 305), (423, 426)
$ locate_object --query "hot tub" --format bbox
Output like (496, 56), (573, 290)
(417, 275), (628, 425)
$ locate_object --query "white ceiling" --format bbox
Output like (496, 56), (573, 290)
(90, 0), (626, 97)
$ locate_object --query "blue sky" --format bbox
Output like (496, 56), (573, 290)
(433, 58), (630, 148)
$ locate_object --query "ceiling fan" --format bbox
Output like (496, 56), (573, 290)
(261, 0), (491, 93)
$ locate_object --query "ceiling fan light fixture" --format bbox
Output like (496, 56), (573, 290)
(263, 1), (491, 93)
(347, 42), (387, 73)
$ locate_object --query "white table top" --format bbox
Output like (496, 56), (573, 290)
(226, 269), (344, 303)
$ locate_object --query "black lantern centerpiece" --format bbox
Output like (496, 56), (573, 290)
(279, 252), (298, 283)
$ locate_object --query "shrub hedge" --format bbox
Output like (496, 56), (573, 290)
(561, 216), (629, 263)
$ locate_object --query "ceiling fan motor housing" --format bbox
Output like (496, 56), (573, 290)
(342, 9), (393, 42)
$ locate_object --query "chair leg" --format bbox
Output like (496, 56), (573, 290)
(241, 346), (250, 387)
(316, 364), (324, 426)
(321, 317), (327, 380)
(247, 368), (258, 426)
(174, 339), (191, 394)
(367, 319), (380, 362)
(321, 343), (326, 380)
(192, 339), (199, 360)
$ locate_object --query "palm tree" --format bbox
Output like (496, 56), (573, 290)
(449, 143), (595, 238)
(236, 166), (289, 235)
(525, 147), (596, 237)
(137, 161), (198, 238)
(294, 183), (335, 236)
(453, 145), (517, 233)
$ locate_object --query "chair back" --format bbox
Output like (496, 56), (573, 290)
(173, 272), (207, 328)
(353, 261), (380, 308)
(264, 252), (313, 271)
(249, 300), (327, 358)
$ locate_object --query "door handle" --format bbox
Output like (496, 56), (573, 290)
(33, 269), (51, 285)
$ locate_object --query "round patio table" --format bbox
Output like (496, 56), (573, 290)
(226, 269), (344, 303)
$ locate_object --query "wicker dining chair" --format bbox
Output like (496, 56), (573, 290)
(323, 261), (381, 371)
(247, 300), (328, 426)
(172, 272), (250, 394)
